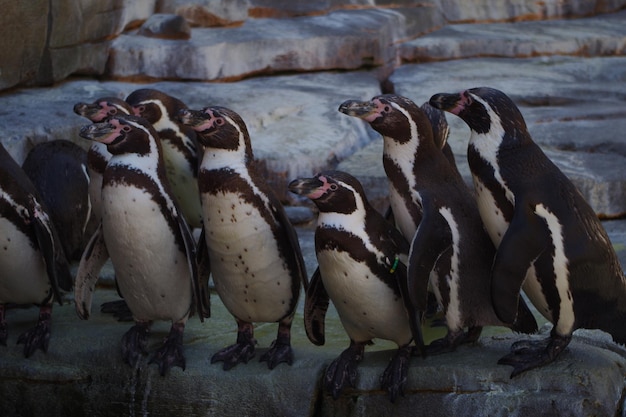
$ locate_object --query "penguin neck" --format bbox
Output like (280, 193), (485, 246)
(200, 146), (248, 172)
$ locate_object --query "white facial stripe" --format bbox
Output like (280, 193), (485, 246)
(534, 203), (574, 335)
(468, 93), (515, 205)
(108, 120), (178, 217)
(0, 189), (29, 222)
(318, 180), (387, 265)
(438, 206), (462, 329)
(140, 99), (195, 153)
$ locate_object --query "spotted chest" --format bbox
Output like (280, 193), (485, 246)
(201, 190), (294, 323)
(317, 249), (412, 346)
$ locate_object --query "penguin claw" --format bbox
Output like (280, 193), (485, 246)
(211, 340), (256, 370)
(259, 339), (294, 369)
(101, 300), (134, 322)
(380, 345), (412, 403)
(498, 334), (571, 378)
(121, 323), (150, 367)
(324, 343), (364, 399)
(426, 327), (483, 355)
(16, 308), (51, 357)
(149, 323), (186, 376)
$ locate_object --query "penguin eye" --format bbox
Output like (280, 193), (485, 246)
(215, 118), (225, 126)
(329, 184), (338, 191)
(121, 125), (131, 133)
(383, 105), (391, 112)
(108, 108), (117, 116)
(137, 105), (145, 113)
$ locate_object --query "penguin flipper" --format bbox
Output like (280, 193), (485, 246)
(195, 226), (212, 319)
(30, 196), (72, 304)
(271, 201), (309, 292)
(407, 207), (452, 312)
(75, 223), (109, 320)
(492, 204), (548, 324)
(177, 215), (209, 321)
(304, 268), (329, 346)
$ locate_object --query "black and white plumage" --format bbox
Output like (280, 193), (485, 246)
(126, 89), (202, 229)
(73, 96), (134, 225)
(178, 105), (306, 370)
(339, 94), (537, 355)
(0, 143), (72, 357)
(76, 114), (209, 375)
(22, 140), (92, 261)
(430, 86), (626, 377)
(289, 170), (422, 402)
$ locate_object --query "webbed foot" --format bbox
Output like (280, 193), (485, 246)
(211, 321), (256, 370)
(426, 326), (483, 355)
(17, 306), (51, 357)
(380, 344), (412, 403)
(498, 333), (571, 378)
(101, 299), (134, 322)
(121, 322), (150, 367)
(325, 341), (366, 400)
(150, 322), (186, 375)
(260, 322), (293, 369)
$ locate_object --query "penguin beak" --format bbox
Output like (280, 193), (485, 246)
(288, 177), (326, 200)
(178, 108), (208, 130)
(79, 122), (118, 143)
(338, 99), (378, 120)
(429, 92), (467, 115)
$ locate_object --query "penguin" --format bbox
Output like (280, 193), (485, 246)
(429, 86), (626, 377)
(22, 140), (92, 261)
(73, 97), (135, 321)
(126, 88), (203, 229)
(76, 114), (210, 375)
(73, 96), (134, 225)
(178, 105), (306, 370)
(0, 143), (72, 357)
(338, 94), (537, 354)
(288, 170), (422, 402)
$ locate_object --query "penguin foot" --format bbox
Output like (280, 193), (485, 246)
(16, 307), (51, 357)
(121, 322), (150, 367)
(259, 339), (294, 369)
(426, 326), (483, 355)
(498, 333), (572, 378)
(211, 340), (256, 371)
(101, 300), (134, 322)
(325, 341), (365, 400)
(149, 322), (186, 376)
(380, 344), (412, 403)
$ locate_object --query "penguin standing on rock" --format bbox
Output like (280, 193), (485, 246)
(289, 170), (422, 402)
(76, 114), (209, 375)
(178, 105), (306, 370)
(0, 143), (72, 357)
(339, 94), (537, 354)
(126, 88), (203, 229)
(429, 86), (626, 377)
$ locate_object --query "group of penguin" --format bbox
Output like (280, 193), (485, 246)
(1, 85), (625, 402)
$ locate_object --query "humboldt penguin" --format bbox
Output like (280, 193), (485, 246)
(339, 94), (537, 354)
(77, 114), (209, 375)
(178, 105), (306, 370)
(126, 88), (202, 229)
(289, 170), (422, 402)
(429, 86), (626, 377)
(0, 143), (72, 357)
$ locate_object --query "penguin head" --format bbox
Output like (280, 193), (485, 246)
(339, 94), (433, 145)
(73, 97), (132, 123)
(289, 170), (367, 215)
(429, 87), (529, 141)
(178, 106), (254, 161)
(127, 88), (188, 126)
(79, 114), (158, 156)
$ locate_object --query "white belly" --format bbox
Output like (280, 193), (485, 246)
(388, 186), (417, 241)
(202, 191), (294, 323)
(102, 184), (192, 322)
(318, 250), (412, 346)
(0, 218), (50, 304)
(473, 176), (509, 246)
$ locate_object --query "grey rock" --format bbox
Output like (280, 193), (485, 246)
(137, 13), (192, 39)
(158, 0), (250, 27)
